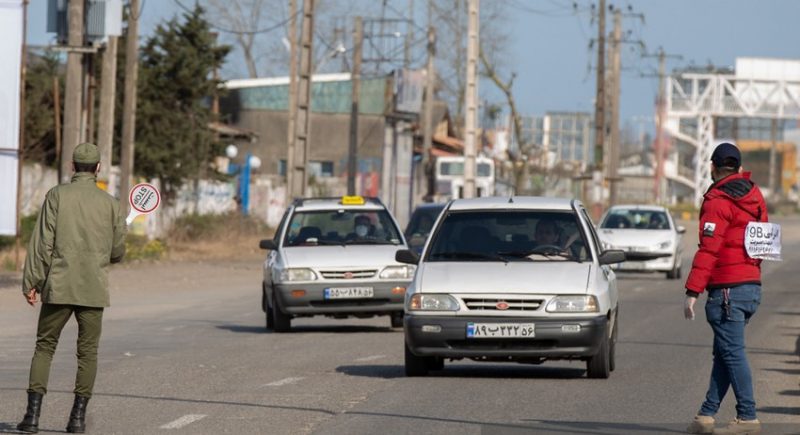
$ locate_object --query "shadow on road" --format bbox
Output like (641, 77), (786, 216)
(778, 389), (800, 396)
(757, 406), (800, 416)
(0, 422), (21, 435)
(213, 323), (398, 334)
(336, 364), (587, 380)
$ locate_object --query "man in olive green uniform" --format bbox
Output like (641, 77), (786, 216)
(17, 143), (126, 434)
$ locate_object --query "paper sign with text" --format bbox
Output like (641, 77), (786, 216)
(744, 222), (781, 261)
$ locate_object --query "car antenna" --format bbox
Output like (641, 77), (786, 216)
(508, 196), (514, 203)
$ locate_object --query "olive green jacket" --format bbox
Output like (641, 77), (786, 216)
(23, 173), (127, 307)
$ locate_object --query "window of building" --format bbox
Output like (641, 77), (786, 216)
(309, 160), (335, 178)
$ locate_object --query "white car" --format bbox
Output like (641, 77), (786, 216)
(259, 196), (413, 332)
(396, 197), (625, 378)
(597, 205), (686, 279)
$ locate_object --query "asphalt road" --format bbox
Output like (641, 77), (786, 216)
(1, 219), (799, 434)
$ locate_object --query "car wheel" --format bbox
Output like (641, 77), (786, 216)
(666, 262), (680, 280)
(390, 312), (404, 328)
(404, 342), (430, 377)
(586, 325), (611, 379)
(264, 286), (274, 331)
(609, 314), (618, 372)
(271, 295), (292, 333)
(428, 356), (444, 371)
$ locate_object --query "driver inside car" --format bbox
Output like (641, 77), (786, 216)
(532, 218), (560, 248)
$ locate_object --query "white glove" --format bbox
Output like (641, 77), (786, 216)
(684, 295), (697, 320)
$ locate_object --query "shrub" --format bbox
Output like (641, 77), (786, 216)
(125, 235), (167, 261)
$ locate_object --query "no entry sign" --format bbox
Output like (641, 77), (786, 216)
(126, 183), (161, 225)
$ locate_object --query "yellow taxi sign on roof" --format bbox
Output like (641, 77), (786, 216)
(341, 195), (366, 205)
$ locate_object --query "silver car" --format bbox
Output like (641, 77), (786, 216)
(396, 197), (625, 378)
(597, 205), (686, 279)
(259, 196), (413, 332)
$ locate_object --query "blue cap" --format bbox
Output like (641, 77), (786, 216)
(711, 142), (741, 168)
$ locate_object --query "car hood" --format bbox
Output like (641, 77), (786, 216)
(417, 261), (592, 294)
(598, 229), (673, 247)
(282, 245), (405, 268)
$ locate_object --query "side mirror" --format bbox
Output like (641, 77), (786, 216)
(395, 249), (420, 265)
(676, 225), (686, 234)
(599, 249), (626, 265)
(259, 239), (278, 250)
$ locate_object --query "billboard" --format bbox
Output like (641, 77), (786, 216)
(0, 0), (24, 236)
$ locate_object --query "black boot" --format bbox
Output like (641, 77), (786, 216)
(65, 395), (89, 433)
(16, 392), (43, 434)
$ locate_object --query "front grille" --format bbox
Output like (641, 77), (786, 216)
(319, 270), (377, 279)
(462, 298), (544, 311)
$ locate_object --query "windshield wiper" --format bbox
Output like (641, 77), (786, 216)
(431, 251), (511, 262)
(343, 239), (397, 245)
(497, 250), (582, 263)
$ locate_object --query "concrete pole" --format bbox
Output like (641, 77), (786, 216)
(421, 25), (436, 200)
(15, 0), (29, 270)
(654, 50), (666, 204)
(608, 8), (621, 206)
(97, 36), (118, 189)
(463, 0), (479, 198)
(591, 0), (606, 219)
(291, 0), (315, 198)
(768, 118), (778, 199)
(61, 0), (85, 183)
(120, 0), (140, 207)
(347, 16), (363, 195)
(285, 0), (298, 204)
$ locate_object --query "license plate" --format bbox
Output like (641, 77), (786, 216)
(324, 287), (374, 299)
(622, 261), (645, 270)
(466, 323), (535, 338)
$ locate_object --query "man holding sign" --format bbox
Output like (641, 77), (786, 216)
(684, 143), (773, 435)
(17, 143), (126, 434)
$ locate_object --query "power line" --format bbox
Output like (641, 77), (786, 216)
(173, 0), (300, 35)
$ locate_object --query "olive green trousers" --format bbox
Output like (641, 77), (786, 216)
(27, 304), (104, 398)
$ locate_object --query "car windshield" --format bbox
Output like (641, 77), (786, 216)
(405, 206), (445, 238)
(600, 209), (670, 230)
(426, 210), (591, 262)
(284, 209), (403, 247)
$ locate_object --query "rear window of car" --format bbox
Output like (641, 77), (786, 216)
(426, 210), (591, 262)
(284, 209), (402, 247)
(600, 209), (670, 230)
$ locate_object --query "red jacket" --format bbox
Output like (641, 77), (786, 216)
(685, 172), (768, 294)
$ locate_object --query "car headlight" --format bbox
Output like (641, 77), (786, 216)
(657, 240), (672, 250)
(546, 295), (599, 313)
(408, 294), (460, 311)
(279, 268), (317, 282)
(380, 265), (416, 279)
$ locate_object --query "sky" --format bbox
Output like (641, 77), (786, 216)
(26, 0), (800, 131)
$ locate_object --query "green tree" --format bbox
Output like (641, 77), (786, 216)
(23, 50), (63, 166)
(135, 4), (230, 198)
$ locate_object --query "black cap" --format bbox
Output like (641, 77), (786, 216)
(711, 142), (741, 168)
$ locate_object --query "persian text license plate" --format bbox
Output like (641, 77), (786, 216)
(324, 287), (374, 299)
(466, 323), (535, 338)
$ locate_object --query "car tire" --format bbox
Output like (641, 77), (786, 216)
(271, 295), (292, 333)
(390, 312), (404, 328)
(428, 356), (444, 371)
(666, 262), (681, 280)
(404, 342), (430, 377)
(586, 325), (611, 379)
(264, 285), (274, 331)
(609, 314), (618, 372)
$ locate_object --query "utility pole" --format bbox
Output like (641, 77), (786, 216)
(16, 0), (29, 270)
(591, 0), (606, 218)
(285, 0), (298, 204)
(643, 47), (682, 204)
(347, 16), (363, 195)
(768, 118), (778, 200)
(291, 0), (315, 198)
(403, 0), (414, 67)
(61, 0), (85, 183)
(607, 7), (621, 206)
(463, 0), (479, 199)
(120, 0), (140, 207)
(54, 77), (62, 182)
(97, 36), (118, 190)
(421, 24), (436, 201)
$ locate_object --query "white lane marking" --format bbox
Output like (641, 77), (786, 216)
(355, 354), (386, 362)
(262, 376), (304, 387)
(123, 352), (134, 357)
(160, 414), (206, 429)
